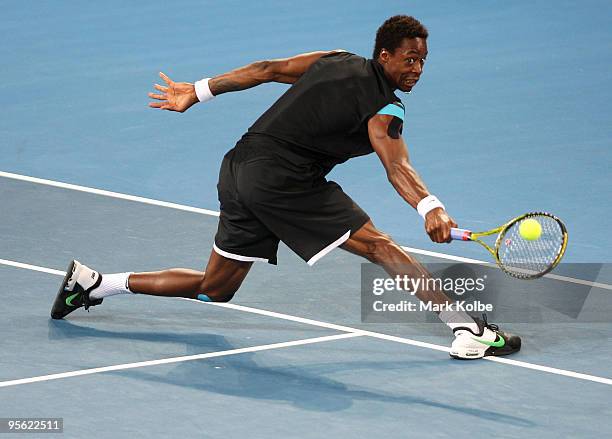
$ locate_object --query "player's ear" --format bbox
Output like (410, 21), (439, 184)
(379, 48), (390, 64)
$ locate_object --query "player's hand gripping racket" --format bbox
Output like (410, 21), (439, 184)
(450, 212), (568, 279)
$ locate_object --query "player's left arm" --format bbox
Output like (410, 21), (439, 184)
(368, 112), (457, 243)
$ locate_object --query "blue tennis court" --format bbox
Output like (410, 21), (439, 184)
(1, 1), (611, 437)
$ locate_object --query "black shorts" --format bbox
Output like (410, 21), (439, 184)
(214, 135), (370, 265)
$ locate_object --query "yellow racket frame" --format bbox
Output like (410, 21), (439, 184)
(456, 212), (568, 279)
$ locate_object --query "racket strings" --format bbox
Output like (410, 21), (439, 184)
(497, 215), (565, 278)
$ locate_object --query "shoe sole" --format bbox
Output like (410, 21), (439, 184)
(450, 344), (521, 360)
(50, 260), (76, 320)
(450, 354), (483, 360)
(450, 347), (485, 360)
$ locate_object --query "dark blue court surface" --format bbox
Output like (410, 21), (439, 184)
(1, 1), (611, 438)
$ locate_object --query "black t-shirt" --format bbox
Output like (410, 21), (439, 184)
(246, 52), (402, 167)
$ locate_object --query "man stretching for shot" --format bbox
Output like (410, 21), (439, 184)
(51, 15), (520, 360)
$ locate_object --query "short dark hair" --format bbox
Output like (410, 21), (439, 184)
(373, 15), (428, 59)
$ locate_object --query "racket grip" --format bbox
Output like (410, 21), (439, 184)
(450, 228), (472, 241)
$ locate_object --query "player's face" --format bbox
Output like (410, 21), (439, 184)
(379, 37), (428, 92)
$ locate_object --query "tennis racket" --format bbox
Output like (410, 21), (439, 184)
(450, 212), (568, 279)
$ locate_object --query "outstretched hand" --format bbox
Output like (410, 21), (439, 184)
(148, 72), (199, 113)
(425, 208), (458, 243)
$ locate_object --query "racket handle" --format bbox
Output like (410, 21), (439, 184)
(451, 228), (472, 241)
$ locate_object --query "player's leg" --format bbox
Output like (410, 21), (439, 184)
(51, 140), (280, 320)
(341, 220), (521, 359)
(50, 250), (252, 319)
(127, 250), (252, 301)
(341, 220), (453, 307)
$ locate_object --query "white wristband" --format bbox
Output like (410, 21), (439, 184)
(194, 78), (215, 103)
(417, 195), (445, 219)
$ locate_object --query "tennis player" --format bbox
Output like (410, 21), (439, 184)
(51, 15), (520, 360)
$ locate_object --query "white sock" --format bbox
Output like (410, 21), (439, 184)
(89, 272), (133, 299)
(439, 309), (479, 334)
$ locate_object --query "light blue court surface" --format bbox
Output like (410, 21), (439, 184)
(1, 1), (612, 438)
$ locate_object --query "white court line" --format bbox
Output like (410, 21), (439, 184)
(484, 356), (612, 386)
(2, 170), (609, 291)
(0, 333), (363, 388)
(1, 259), (611, 386)
(186, 299), (452, 353)
(0, 171), (219, 217)
(0, 259), (64, 276)
(190, 301), (612, 386)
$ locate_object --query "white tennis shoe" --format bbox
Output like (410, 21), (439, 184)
(450, 315), (521, 359)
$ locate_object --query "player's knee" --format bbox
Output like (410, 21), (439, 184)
(198, 289), (236, 303)
(198, 279), (239, 303)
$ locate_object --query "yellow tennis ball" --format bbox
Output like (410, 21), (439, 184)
(519, 218), (542, 240)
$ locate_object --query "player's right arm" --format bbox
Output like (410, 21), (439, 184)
(209, 50), (345, 92)
(367, 112), (457, 243)
(148, 50), (344, 113)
